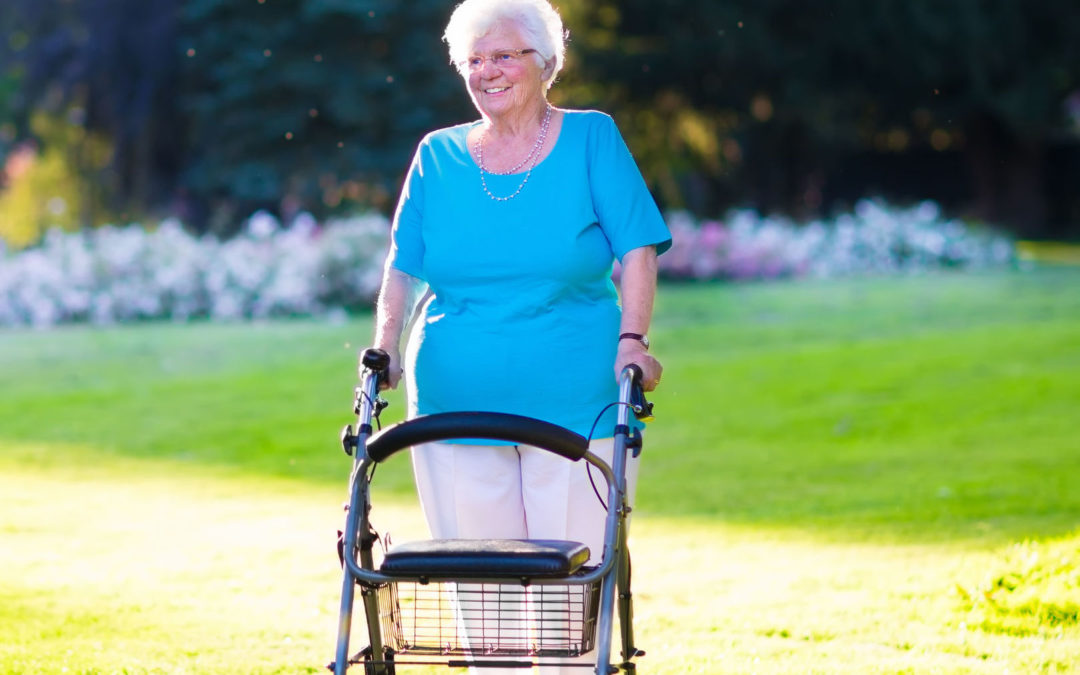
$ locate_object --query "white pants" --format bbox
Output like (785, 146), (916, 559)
(410, 438), (639, 675)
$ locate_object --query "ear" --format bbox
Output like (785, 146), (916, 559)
(540, 56), (555, 80)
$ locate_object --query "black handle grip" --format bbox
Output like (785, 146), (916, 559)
(624, 364), (654, 422)
(365, 412), (589, 464)
(360, 347), (391, 385)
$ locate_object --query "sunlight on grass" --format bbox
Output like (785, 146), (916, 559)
(0, 446), (719, 674)
(0, 443), (346, 674)
(3, 442), (1078, 674)
(957, 533), (1080, 639)
(2, 269), (1079, 673)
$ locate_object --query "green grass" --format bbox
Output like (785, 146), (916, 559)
(1, 267), (1078, 674)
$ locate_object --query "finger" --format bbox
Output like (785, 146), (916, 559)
(644, 366), (661, 391)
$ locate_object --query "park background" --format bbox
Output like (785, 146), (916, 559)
(1, 1), (1079, 674)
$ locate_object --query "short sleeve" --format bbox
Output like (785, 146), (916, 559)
(586, 113), (672, 261)
(386, 141), (426, 280)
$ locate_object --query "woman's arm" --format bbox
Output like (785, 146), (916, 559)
(370, 266), (426, 389)
(615, 245), (663, 391)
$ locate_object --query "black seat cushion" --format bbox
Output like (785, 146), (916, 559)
(380, 539), (590, 579)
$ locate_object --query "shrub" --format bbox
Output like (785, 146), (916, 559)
(0, 200), (1016, 328)
(0, 212), (388, 327)
(659, 199), (1015, 281)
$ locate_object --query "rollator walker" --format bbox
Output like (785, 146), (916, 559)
(330, 348), (654, 674)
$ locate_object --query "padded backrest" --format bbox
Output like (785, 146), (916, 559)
(365, 412), (589, 463)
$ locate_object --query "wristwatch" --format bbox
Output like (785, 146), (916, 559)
(619, 332), (650, 350)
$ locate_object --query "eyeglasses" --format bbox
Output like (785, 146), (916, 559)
(459, 48), (538, 72)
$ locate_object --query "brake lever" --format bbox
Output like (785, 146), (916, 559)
(630, 383), (654, 422)
(625, 364), (655, 422)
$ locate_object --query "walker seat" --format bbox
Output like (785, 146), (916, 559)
(380, 539), (590, 580)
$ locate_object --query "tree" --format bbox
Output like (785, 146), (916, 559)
(5, 0), (183, 222)
(559, 0), (1080, 235)
(4, 0), (474, 236)
(4, 0), (1078, 238)
(0, 1), (23, 165)
(178, 0), (474, 233)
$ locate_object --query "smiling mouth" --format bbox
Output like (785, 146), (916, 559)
(484, 86), (510, 94)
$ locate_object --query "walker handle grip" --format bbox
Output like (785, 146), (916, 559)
(623, 364), (654, 422)
(360, 348), (391, 386)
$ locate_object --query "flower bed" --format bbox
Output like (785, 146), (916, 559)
(0, 200), (1015, 328)
(660, 200), (1015, 281)
(0, 212), (388, 327)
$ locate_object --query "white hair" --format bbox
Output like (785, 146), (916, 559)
(444, 0), (567, 88)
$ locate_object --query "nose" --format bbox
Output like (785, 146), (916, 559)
(479, 57), (503, 76)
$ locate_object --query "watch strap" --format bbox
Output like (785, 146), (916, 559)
(619, 332), (649, 350)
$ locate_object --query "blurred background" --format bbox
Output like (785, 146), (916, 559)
(2, 5), (1079, 672)
(2, 0), (1078, 249)
(1, 0), (1078, 329)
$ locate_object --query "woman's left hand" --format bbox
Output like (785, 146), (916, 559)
(615, 339), (663, 392)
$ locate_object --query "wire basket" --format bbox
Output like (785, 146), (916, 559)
(377, 579), (601, 657)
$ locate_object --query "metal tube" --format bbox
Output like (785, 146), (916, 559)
(333, 463), (364, 674)
(592, 369), (636, 674)
(616, 370), (634, 428)
(333, 370), (382, 674)
(616, 521), (637, 669)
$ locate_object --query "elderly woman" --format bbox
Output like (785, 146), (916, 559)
(369, 1), (668, 668)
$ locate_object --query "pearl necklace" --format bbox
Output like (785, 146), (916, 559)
(475, 105), (552, 202)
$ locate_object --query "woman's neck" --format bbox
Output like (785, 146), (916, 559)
(483, 99), (550, 141)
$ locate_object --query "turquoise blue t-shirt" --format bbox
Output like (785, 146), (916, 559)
(388, 109), (671, 441)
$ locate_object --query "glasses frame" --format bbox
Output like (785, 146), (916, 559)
(459, 48), (538, 73)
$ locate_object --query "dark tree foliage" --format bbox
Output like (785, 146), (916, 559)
(563, 0), (1080, 235)
(4, 0), (473, 233)
(1, 2), (27, 168)
(3, 0), (1078, 236)
(0, 3), (18, 159)
(179, 0), (473, 233)
(5, 0), (183, 217)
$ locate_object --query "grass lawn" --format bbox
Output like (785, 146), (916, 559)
(1, 266), (1078, 674)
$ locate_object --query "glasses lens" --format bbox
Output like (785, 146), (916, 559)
(462, 50), (531, 72)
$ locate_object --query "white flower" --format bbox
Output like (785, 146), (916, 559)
(0, 202), (1013, 328)
(246, 210), (280, 240)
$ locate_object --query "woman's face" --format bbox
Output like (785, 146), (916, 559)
(465, 22), (548, 122)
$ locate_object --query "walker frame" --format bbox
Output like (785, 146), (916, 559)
(329, 348), (651, 674)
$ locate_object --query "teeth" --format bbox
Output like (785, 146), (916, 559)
(485, 87), (509, 94)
